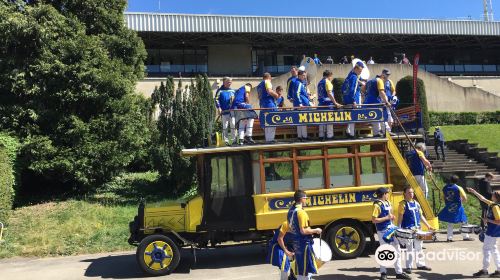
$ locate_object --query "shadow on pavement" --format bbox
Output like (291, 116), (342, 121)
(315, 274), (373, 280)
(82, 244), (267, 278)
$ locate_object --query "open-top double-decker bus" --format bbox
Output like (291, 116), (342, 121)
(128, 104), (438, 276)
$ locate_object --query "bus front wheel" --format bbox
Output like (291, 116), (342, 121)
(136, 234), (181, 276)
(326, 221), (366, 259)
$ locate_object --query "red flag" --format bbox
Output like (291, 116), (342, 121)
(412, 53), (420, 109)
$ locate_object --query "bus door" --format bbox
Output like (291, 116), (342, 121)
(202, 152), (256, 230)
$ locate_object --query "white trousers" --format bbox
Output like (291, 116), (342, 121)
(265, 127), (276, 142)
(402, 238), (426, 268)
(483, 234), (500, 271)
(377, 230), (403, 274)
(414, 175), (428, 198)
(221, 114), (236, 143)
(446, 223), (470, 240)
(346, 123), (355, 137)
(238, 118), (254, 140)
(319, 125), (334, 138)
(280, 271), (288, 280)
(372, 122), (383, 136)
(297, 126), (308, 139)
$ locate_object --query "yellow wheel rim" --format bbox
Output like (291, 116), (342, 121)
(334, 226), (361, 254)
(143, 241), (174, 271)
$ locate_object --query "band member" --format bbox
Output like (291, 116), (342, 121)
(287, 190), (322, 280)
(438, 175), (474, 242)
(397, 186), (433, 273)
(292, 70), (310, 141)
(287, 66), (299, 103)
(317, 70), (341, 141)
(276, 86), (285, 108)
(479, 173), (495, 230)
(267, 220), (295, 280)
(341, 61), (364, 139)
(258, 72), (279, 144)
(408, 143), (432, 198)
(215, 77), (236, 145)
(372, 187), (409, 280)
(467, 188), (500, 278)
(232, 83), (255, 145)
(380, 69), (397, 136)
(363, 73), (391, 137)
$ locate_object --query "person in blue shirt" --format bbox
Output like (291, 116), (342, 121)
(292, 70), (311, 141)
(258, 72), (279, 143)
(341, 61), (364, 139)
(363, 72), (391, 137)
(286, 190), (322, 280)
(287, 66), (298, 103)
(438, 175), (474, 242)
(397, 186), (434, 273)
(267, 221), (295, 280)
(467, 188), (500, 278)
(275, 86), (285, 108)
(433, 127), (445, 161)
(313, 53), (322, 66)
(215, 77), (236, 145)
(232, 83), (255, 145)
(372, 187), (409, 280)
(380, 69), (397, 136)
(408, 143), (433, 198)
(317, 70), (341, 140)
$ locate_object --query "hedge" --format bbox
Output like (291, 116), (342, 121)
(0, 132), (20, 192)
(429, 111), (500, 126)
(395, 76), (430, 131)
(0, 146), (14, 223)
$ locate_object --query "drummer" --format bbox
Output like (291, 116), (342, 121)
(437, 175), (474, 242)
(372, 187), (410, 280)
(287, 190), (322, 280)
(397, 186), (434, 273)
(267, 220), (295, 280)
(467, 188), (500, 278)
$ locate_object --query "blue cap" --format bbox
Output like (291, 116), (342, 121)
(376, 187), (389, 197)
(382, 68), (391, 75)
(355, 61), (365, 68)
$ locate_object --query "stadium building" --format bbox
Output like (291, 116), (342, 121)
(125, 12), (500, 77)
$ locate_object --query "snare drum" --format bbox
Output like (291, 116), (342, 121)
(312, 238), (332, 269)
(416, 230), (435, 241)
(395, 229), (415, 240)
(461, 224), (481, 234)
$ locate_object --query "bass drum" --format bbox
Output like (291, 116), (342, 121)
(300, 56), (318, 83)
(312, 238), (332, 268)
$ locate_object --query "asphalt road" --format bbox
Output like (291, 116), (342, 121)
(0, 233), (493, 280)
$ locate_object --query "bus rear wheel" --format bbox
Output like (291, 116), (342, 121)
(136, 234), (181, 276)
(327, 221), (366, 259)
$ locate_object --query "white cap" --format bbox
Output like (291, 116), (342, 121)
(298, 66), (306, 71)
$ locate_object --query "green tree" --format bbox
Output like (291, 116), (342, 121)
(0, 1), (148, 194)
(395, 76), (430, 131)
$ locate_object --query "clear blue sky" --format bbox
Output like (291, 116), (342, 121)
(127, 0), (499, 21)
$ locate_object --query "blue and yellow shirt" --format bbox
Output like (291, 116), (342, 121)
(408, 150), (426, 176)
(215, 86), (235, 115)
(258, 80), (276, 109)
(232, 85), (251, 109)
(486, 201), (500, 237)
(399, 199), (422, 229)
(372, 199), (393, 232)
(292, 79), (310, 107)
(317, 78), (334, 105)
(342, 70), (361, 104)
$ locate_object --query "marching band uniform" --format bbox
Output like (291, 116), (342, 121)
(372, 188), (408, 280)
(398, 199), (431, 272)
(287, 203), (317, 280)
(292, 76), (310, 141)
(341, 62), (364, 138)
(287, 75), (297, 103)
(364, 76), (386, 137)
(258, 78), (277, 143)
(267, 221), (295, 280)
(317, 77), (334, 140)
(382, 76), (396, 133)
(215, 85), (236, 145)
(232, 85), (255, 144)
(438, 182), (471, 242)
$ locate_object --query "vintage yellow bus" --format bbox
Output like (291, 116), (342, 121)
(128, 106), (438, 276)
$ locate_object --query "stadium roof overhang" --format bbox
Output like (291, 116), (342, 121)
(126, 13), (500, 50)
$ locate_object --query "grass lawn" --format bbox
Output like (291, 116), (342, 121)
(431, 124), (500, 155)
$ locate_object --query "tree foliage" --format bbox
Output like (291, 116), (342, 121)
(151, 75), (215, 195)
(395, 76), (430, 131)
(0, 146), (14, 222)
(0, 0), (149, 194)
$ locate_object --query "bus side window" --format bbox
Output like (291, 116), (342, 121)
(359, 156), (386, 185)
(264, 162), (293, 193)
(329, 158), (355, 188)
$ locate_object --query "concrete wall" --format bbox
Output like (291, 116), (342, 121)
(135, 64), (500, 112)
(207, 45), (252, 76)
(442, 76), (500, 97)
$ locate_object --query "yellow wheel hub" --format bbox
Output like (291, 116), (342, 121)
(334, 226), (360, 254)
(143, 241), (174, 271)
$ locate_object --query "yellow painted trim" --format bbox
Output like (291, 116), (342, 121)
(386, 134), (437, 222)
(280, 247), (287, 271)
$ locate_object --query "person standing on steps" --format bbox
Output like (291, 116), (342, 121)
(433, 127), (446, 161)
(408, 143), (433, 198)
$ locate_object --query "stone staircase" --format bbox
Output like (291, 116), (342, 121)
(426, 139), (500, 189)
